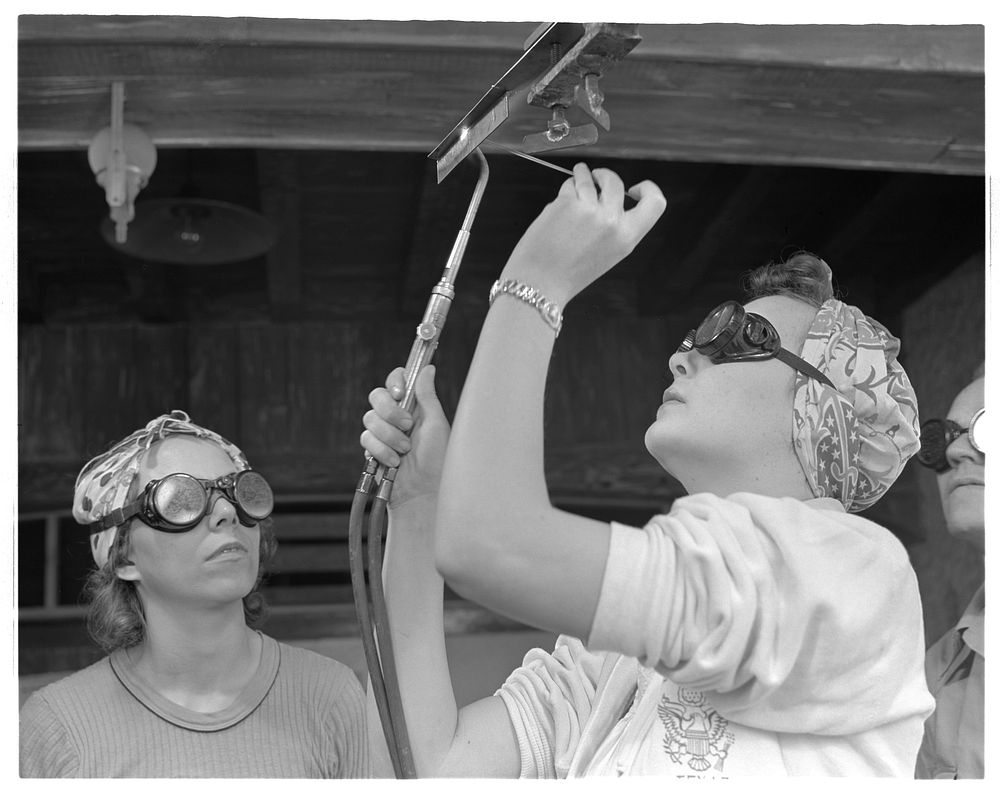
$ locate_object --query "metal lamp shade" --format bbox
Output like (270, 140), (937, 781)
(99, 198), (276, 265)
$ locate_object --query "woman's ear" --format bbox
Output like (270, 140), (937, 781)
(115, 560), (141, 582)
(109, 523), (137, 581)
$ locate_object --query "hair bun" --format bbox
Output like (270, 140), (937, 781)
(816, 258), (834, 292)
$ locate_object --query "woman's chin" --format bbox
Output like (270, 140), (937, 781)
(643, 426), (661, 461)
(644, 431), (677, 477)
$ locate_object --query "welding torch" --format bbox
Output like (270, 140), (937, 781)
(348, 148), (489, 779)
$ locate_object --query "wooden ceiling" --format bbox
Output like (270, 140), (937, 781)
(19, 17), (983, 171)
(17, 17), (986, 331)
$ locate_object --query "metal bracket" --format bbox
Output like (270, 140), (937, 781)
(429, 22), (640, 182)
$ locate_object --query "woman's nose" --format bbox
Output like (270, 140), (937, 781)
(945, 428), (983, 469)
(667, 350), (688, 378)
(668, 347), (707, 380)
(207, 492), (239, 527)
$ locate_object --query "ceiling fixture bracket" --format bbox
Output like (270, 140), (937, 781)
(87, 81), (157, 243)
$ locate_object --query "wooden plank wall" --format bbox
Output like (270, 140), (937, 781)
(18, 313), (682, 512)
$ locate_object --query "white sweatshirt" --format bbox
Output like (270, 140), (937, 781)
(497, 493), (934, 777)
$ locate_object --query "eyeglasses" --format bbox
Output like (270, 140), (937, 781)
(678, 300), (835, 388)
(916, 408), (987, 472)
(88, 470), (275, 533)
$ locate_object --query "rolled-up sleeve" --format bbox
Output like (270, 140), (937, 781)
(587, 492), (932, 735)
(495, 636), (612, 778)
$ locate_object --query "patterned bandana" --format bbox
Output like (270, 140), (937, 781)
(72, 410), (250, 567)
(792, 299), (920, 512)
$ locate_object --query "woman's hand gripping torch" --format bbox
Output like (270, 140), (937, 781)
(348, 148), (489, 779)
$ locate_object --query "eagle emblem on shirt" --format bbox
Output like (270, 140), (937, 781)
(657, 687), (735, 773)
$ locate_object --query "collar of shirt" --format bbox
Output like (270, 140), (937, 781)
(956, 583), (985, 658)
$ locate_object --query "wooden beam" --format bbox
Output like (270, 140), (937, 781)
(17, 18), (982, 74)
(625, 23), (983, 73)
(17, 18), (983, 175)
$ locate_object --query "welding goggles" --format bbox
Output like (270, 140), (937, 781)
(678, 300), (835, 388)
(88, 470), (275, 533)
(916, 409), (987, 472)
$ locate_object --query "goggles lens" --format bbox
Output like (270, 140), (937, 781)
(917, 409), (986, 472)
(232, 470), (274, 521)
(692, 301), (779, 361)
(695, 302), (740, 351)
(151, 474), (209, 528)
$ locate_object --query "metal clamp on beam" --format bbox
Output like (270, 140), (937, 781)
(429, 22), (641, 182)
(522, 23), (641, 153)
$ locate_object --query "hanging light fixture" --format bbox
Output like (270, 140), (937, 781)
(98, 196), (277, 266)
(89, 81), (276, 266)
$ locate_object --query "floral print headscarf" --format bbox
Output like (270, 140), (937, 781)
(792, 299), (920, 512)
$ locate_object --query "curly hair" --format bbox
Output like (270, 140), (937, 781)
(743, 251), (838, 308)
(83, 517), (278, 653)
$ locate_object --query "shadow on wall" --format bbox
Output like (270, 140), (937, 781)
(901, 252), (986, 646)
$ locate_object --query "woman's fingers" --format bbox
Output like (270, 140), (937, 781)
(623, 179), (668, 237)
(385, 367), (407, 401)
(368, 384), (414, 432)
(361, 389), (412, 467)
(591, 167), (624, 206)
(363, 405), (412, 452)
(573, 162), (599, 203)
(360, 428), (402, 468)
(557, 175), (578, 199)
(361, 366), (449, 474)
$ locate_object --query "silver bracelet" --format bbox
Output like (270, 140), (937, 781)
(488, 279), (563, 337)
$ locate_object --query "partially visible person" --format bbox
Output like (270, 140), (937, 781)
(914, 364), (986, 779)
(20, 411), (380, 778)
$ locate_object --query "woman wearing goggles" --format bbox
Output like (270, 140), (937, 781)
(359, 164), (931, 778)
(915, 367), (985, 779)
(87, 469), (275, 534)
(21, 412), (375, 778)
(917, 370), (986, 551)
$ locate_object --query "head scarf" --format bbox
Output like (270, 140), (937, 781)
(72, 410), (250, 567)
(792, 299), (920, 512)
